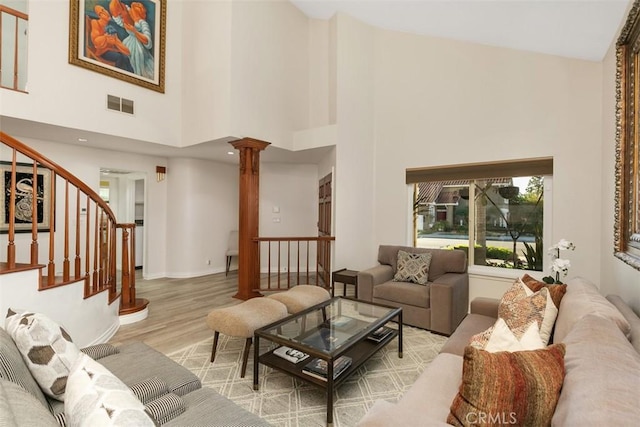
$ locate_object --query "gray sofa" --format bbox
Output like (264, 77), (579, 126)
(358, 245), (468, 335)
(357, 277), (640, 426)
(0, 326), (270, 426)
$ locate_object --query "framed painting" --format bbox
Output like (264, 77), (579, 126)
(1, 162), (54, 234)
(615, 0), (640, 270)
(68, 0), (166, 93)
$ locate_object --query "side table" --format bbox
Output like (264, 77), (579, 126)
(332, 268), (359, 298)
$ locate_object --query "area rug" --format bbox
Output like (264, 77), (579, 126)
(168, 326), (446, 427)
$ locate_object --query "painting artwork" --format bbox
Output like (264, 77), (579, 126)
(615, 0), (640, 270)
(69, 0), (166, 92)
(1, 162), (53, 233)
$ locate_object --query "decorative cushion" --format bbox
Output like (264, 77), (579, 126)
(521, 274), (567, 309)
(5, 309), (81, 401)
(65, 353), (155, 427)
(498, 278), (533, 307)
(0, 378), (59, 427)
(145, 392), (186, 425)
(482, 318), (544, 353)
(470, 283), (552, 348)
(129, 377), (169, 405)
(81, 343), (120, 361)
(500, 285), (557, 345)
(393, 250), (432, 285)
(0, 326), (50, 408)
(447, 344), (566, 427)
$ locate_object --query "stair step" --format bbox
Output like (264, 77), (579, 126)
(0, 262), (44, 275)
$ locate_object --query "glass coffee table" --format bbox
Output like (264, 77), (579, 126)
(253, 297), (402, 426)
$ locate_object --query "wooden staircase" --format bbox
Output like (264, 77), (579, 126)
(0, 131), (147, 322)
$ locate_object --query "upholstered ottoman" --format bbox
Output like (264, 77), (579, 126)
(267, 285), (331, 314)
(267, 285), (331, 332)
(205, 297), (288, 378)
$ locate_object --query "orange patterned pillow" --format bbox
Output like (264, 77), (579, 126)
(447, 344), (566, 427)
(469, 282), (549, 349)
(521, 274), (567, 309)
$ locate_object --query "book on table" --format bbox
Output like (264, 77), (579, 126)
(301, 327), (352, 352)
(330, 315), (356, 329)
(273, 346), (309, 364)
(302, 355), (352, 381)
(367, 326), (394, 343)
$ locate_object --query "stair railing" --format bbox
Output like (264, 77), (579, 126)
(0, 131), (145, 314)
(255, 236), (335, 291)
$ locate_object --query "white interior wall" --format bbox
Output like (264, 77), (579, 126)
(181, 0), (232, 144)
(165, 157), (238, 277)
(308, 18), (331, 128)
(259, 162), (319, 271)
(333, 14), (377, 270)
(365, 27), (603, 284)
(229, 0), (310, 148)
(2, 0), (184, 147)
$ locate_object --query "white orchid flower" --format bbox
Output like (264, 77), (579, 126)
(557, 239), (575, 251)
(551, 258), (571, 275)
(544, 239), (575, 284)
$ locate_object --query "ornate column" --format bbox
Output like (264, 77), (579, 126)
(230, 137), (270, 300)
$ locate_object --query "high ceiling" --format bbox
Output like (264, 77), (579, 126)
(290, 0), (630, 61)
(3, 0), (630, 166)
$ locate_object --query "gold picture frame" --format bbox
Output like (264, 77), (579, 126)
(615, 0), (640, 270)
(68, 0), (166, 93)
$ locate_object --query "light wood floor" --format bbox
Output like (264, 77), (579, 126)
(109, 271), (355, 354)
(109, 272), (351, 355)
(109, 272), (242, 354)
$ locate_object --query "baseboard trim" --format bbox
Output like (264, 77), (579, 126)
(166, 268), (225, 279)
(119, 307), (149, 325)
(88, 320), (120, 345)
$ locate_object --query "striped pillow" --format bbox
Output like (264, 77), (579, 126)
(145, 392), (186, 425)
(80, 344), (120, 361)
(447, 344), (566, 427)
(129, 377), (169, 405)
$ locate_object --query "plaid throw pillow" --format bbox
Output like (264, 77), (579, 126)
(393, 250), (432, 285)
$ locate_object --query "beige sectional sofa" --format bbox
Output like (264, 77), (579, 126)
(357, 277), (640, 426)
(358, 245), (468, 335)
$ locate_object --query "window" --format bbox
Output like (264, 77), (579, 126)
(0, 0), (28, 92)
(407, 158), (552, 273)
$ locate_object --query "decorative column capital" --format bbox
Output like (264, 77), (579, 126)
(230, 137), (271, 151)
(230, 138), (271, 175)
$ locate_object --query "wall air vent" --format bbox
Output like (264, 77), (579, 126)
(106, 95), (135, 115)
(107, 95), (120, 111)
